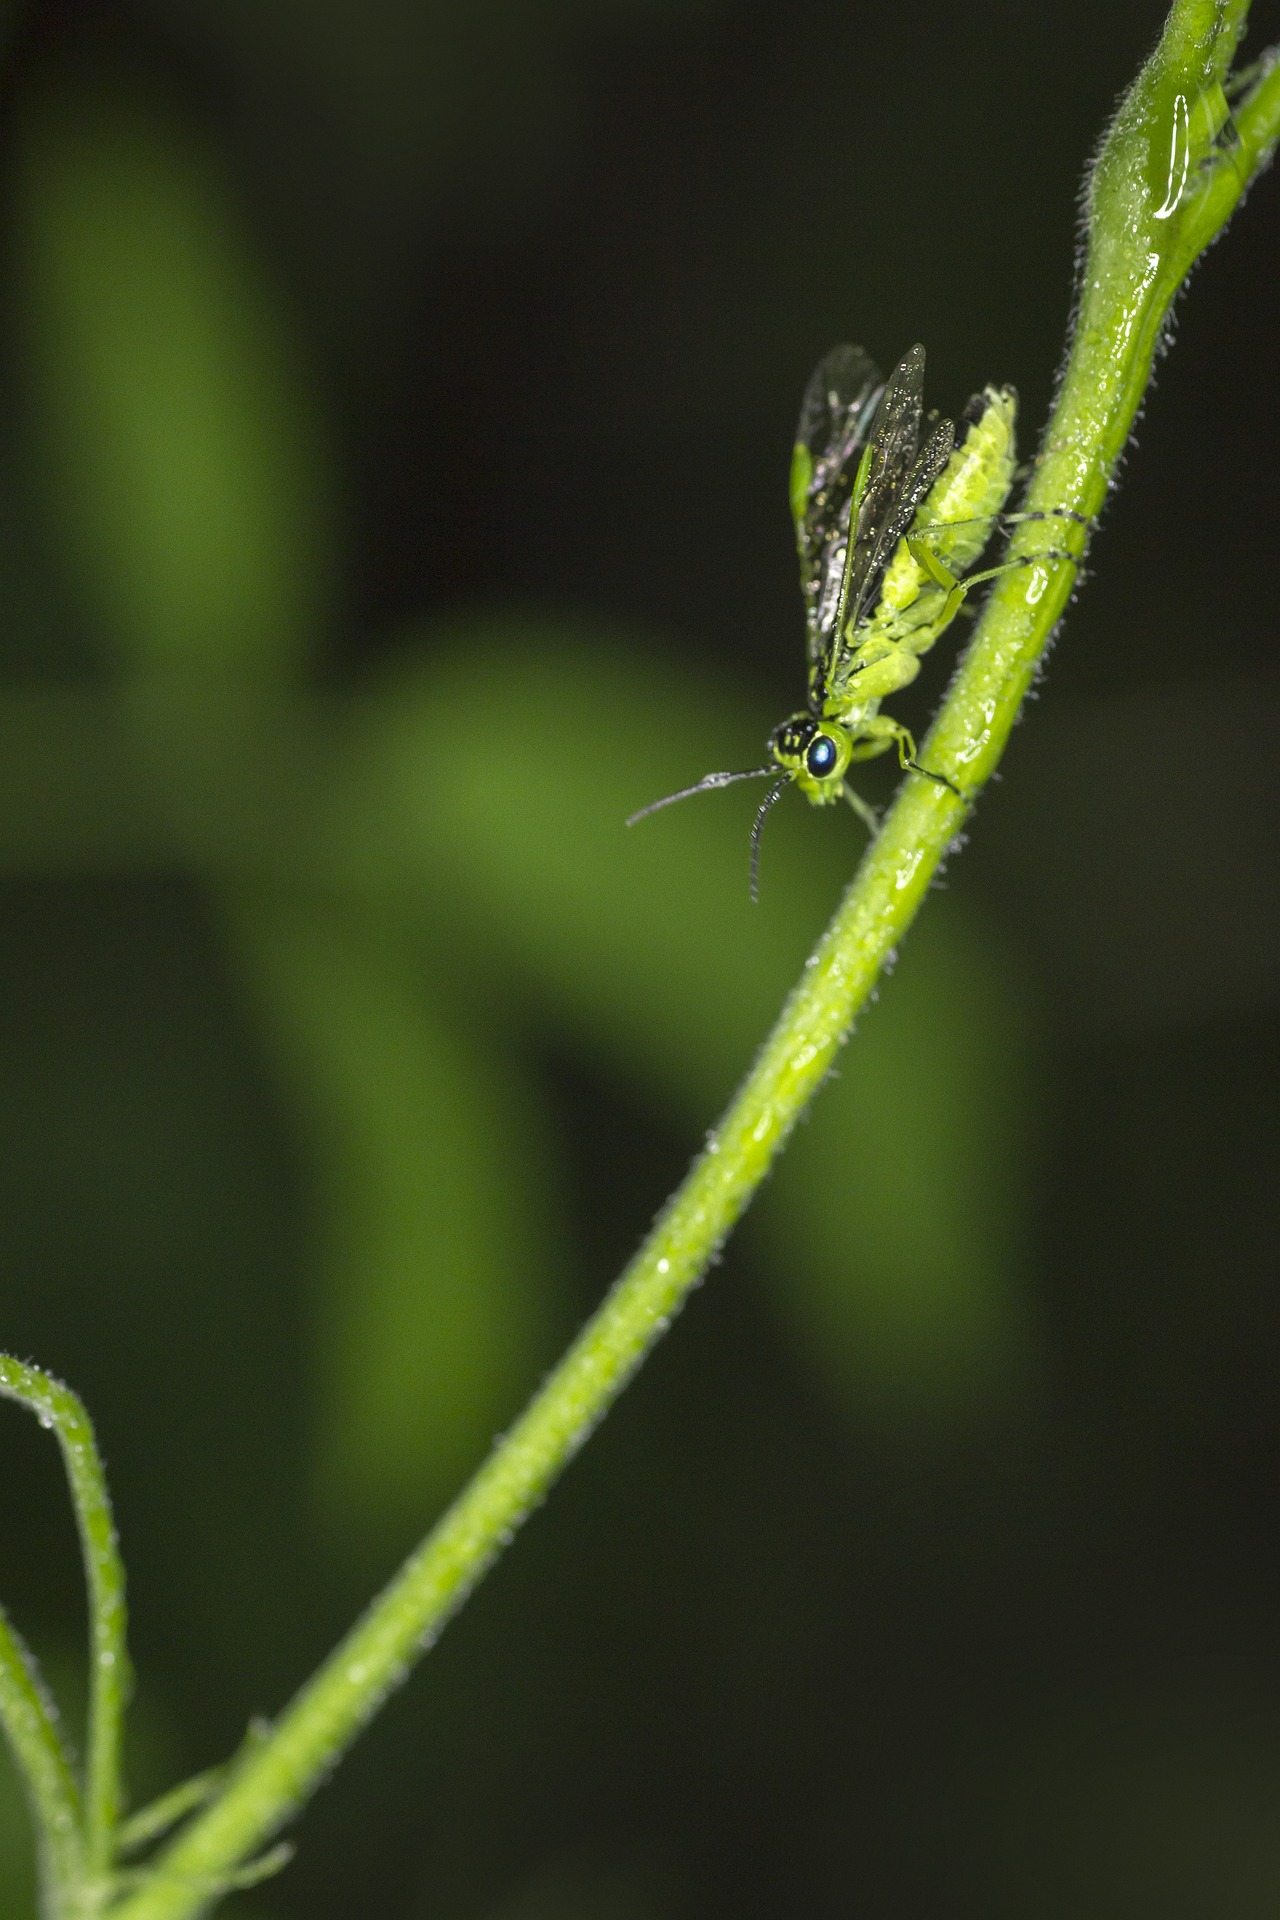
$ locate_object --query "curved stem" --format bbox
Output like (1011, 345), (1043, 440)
(0, 1608), (82, 1917)
(0, 1356), (129, 1901)
(108, 6), (1280, 1917)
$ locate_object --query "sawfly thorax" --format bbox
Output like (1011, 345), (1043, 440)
(767, 711), (851, 804)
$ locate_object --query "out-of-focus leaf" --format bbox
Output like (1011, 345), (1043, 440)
(332, 616), (848, 1112)
(229, 896), (566, 1543)
(755, 898), (1037, 1419)
(13, 78), (336, 684)
(141, 0), (730, 218)
(330, 617), (1038, 1417)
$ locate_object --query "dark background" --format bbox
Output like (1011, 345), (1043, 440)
(0, 1), (1278, 1915)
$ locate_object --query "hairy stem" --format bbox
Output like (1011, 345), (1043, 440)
(109, 6), (1280, 1916)
(0, 1356), (129, 1908)
(0, 1609), (82, 1918)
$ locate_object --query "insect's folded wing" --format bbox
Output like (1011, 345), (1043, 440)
(839, 346), (926, 624)
(818, 410), (956, 702)
(795, 344), (884, 471)
(793, 344), (884, 660)
(884, 416), (957, 564)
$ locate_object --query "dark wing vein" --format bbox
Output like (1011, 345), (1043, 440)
(792, 345), (884, 667)
(849, 413), (955, 627)
(816, 345), (956, 704)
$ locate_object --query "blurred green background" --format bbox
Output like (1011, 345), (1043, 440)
(0, 0), (1278, 1914)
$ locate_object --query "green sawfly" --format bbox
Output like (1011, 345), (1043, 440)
(630, 342), (1079, 895)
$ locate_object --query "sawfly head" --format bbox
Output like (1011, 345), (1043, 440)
(766, 711), (852, 804)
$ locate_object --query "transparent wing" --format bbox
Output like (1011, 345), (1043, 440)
(850, 412), (956, 628)
(814, 345), (955, 700)
(791, 345), (884, 664)
(844, 344), (928, 622)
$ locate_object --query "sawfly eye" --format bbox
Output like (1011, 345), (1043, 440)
(806, 734), (839, 779)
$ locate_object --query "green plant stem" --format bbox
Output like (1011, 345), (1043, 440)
(116, 1769), (226, 1857)
(107, 8), (1280, 1918)
(0, 1609), (82, 1917)
(0, 1356), (129, 1904)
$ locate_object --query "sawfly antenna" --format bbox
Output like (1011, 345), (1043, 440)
(749, 775), (792, 902)
(626, 766), (776, 825)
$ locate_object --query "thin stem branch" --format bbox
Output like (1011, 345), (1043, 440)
(108, 6), (1280, 1917)
(0, 1356), (129, 1899)
(116, 1768), (226, 1857)
(0, 1608), (82, 1917)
